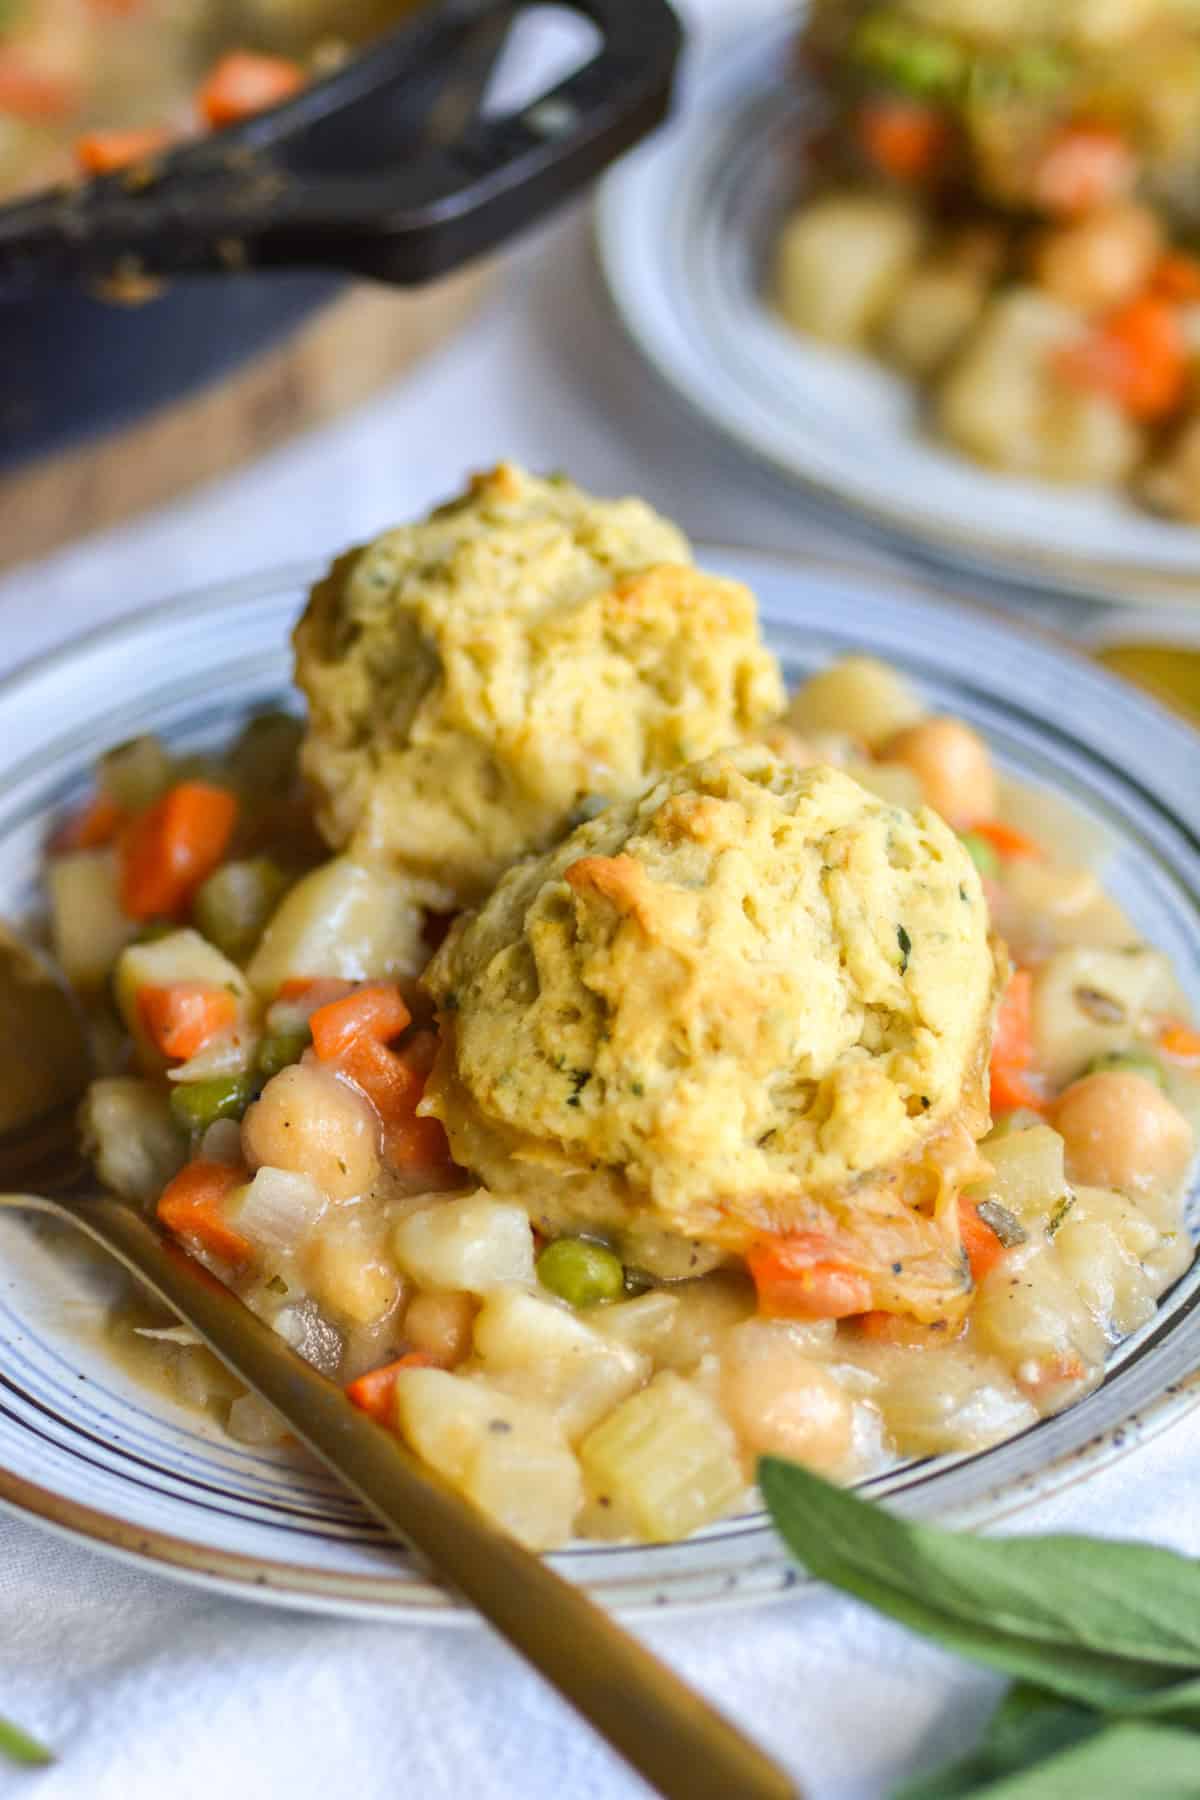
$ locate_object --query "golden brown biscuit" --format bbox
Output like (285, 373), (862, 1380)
(294, 464), (784, 905)
(423, 750), (999, 1316)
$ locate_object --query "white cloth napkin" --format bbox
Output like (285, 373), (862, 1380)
(0, 4), (1193, 1795)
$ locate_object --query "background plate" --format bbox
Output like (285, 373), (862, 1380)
(0, 553), (1198, 1618)
(596, 17), (1200, 607)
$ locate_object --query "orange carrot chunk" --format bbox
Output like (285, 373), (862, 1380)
(0, 51), (79, 119)
(50, 791), (126, 854)
(197, 51), (305, 128)
(345, 1352), (435, 1423)
(309, 984), (411, 1061)
(1151, 253), (1200, 303)
(747, 1235), (874, 1320)
(137, 982), (238, 1060)
(968, 819), (1044, 861)
(958, 1195), (1005, 1286)
(856, 97), (949, 182)
(384, 1109), (454, 1172)
(119, 781), (238, 921)
(75, 127), (173, 174)
(1055, 294), (1187, 423)
(157, 1161), (251, 1266)
(989, 968), (1047, 1115)
(1031, 123), (1134, 217)
(1158, 1019), (1200, 1064)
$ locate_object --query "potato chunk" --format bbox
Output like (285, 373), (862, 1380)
(392, 1193), (535, 1294)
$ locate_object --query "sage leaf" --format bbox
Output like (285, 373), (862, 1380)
(895, 1686), (1104, 1798)
(759, 1458), (1200, 1710)
(1125, 1673), (1200, 1729)
(0, 1714), (52, 1766)
(945, 1722), (1200, 1798)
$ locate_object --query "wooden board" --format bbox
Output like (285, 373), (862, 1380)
(0, 263), (493, 572)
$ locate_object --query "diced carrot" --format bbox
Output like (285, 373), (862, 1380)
(968, 819), (1044, 861)
(747, 1234), (874, 1320)
(345, 1351), (435, 1423)
(1055, 294), (1188, 423)
(384, 1109), (454, 1172)
(75, 127), (173, 175)
(196, 51), (305, 129)
(0, 51), (79, 119)
(856, 97), (949, 182)
(157, 1161), (251, 1266)
(310, 983), (411, 1061)
(1151, 252), (1200, 303)
(119, 781), (238, 921)
(1158, 1019), (1200, 1064)
(50, 791), (126, 854)
(338, 1034), (424, 1119)
(990, 968), (1048, 1115)
(1031, 123), (1134, 218)
(85, 0), (146, 13)
(958, 1195), (1005, 1286)
(137, 982), (238, 1060)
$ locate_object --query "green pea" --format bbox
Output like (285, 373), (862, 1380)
(169, 1073), (256, 1135)
(537, 1237), (625, 1309)
(852, 11), (964, 98)
(1083, 1049), (1166, 1090)
(256, 1028), (311, 1079)
(959, 831), (1000, 880)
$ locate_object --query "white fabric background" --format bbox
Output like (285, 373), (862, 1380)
(0, 3), (1196, 1795)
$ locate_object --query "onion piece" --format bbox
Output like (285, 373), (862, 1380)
(233, 1166), (327, 1255)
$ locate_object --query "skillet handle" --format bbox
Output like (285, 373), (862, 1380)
(0, 0), (682, 293)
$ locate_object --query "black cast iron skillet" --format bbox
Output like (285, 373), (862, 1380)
(0, 0), (681, 468)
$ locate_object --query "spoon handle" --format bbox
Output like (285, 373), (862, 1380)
(7, 1191), (798, 1800)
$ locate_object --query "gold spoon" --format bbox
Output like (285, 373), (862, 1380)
(0, 929), (798, 1800)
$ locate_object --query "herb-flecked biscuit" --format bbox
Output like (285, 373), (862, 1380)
(293, 464), (784, 906)
(423, 750), (999, 1315)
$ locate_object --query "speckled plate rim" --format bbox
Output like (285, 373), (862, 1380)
(0, 549), (1197, 1622)
(594, 16), (1200, 609)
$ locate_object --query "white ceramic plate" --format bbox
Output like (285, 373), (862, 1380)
(596, 17), (1200, 607)
(1, 553), (1198, 1620)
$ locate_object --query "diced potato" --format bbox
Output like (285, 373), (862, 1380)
(114, 929), (254, 1066)
(246, 856), (425, 994)
(773, 192), (923, 347)
(1031, 945), (1182, 1087)
(972, 1125), (1067, 1226)
(846, 759), (925, 811)
(593, 1290), (681, 1358)
(972, 1241), (1107, 1400)
(1052, 1189), (1162, 1340)
(650, 1271), (756, 1372)
(48, 849), (134, 989)
(785, 655), (924, 750)
(227, 1392), (291, 1447)
(393, 1367), (581, 1548)
(873, 1347), (1037, 1455)
(937, 289), (1142, 484)
(79, 1076), (186, 1206)
(579, 1372), (745, 1543)
(879, 260), (988, 379)
(392, 1193), (535, 1294)
(473, 1288), (650, 1441)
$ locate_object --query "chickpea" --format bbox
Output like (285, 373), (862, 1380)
(404, 1288), (477, 1366)
(720, 1320), (854, 1473)
(1051, 1070), (1194, 1198)
(882, 716), (996, 828)
(241, 1061), (380, 1202)
(1031, 203), (1162, 314)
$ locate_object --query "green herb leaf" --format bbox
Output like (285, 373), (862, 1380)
(759, 1459), (1200, 1711)
(896, 1685), (1104, 1797)
(933, 1721), (1200, 1798)
(0, 1714), (53, 1766)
